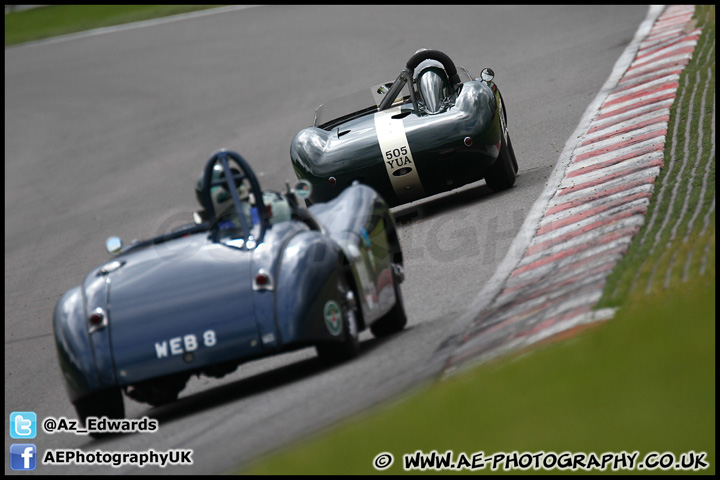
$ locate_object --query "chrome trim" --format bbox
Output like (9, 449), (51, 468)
(391, 263), (405, 283)
(105, 236), (123, 256)
(99, 260), (125, 275)
(292, 179), (312, 199)
(480, 67), (495, 85)
(225, 238), (245, 249)
(345, 289), (357, 310)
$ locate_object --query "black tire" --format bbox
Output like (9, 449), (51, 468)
(484, 132), (516, 192)
(315, 269), (361, 364)
(370, 266), (407, 337)
(124, 372), (189, 407)
(73, 388), (124, 437)
(507, 133), (519, 174)
(497, 91), (517, 173)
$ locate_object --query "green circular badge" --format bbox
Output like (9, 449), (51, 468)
(324, 300), (343, 336)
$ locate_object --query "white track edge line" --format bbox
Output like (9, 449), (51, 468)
(441, 4), (666, 372)
(5, 5), (261, 49)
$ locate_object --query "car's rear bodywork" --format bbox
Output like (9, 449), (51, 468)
(53, 150), (405, 423)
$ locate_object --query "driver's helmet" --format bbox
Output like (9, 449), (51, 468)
(194, 163), (250, 218)
(414, 59), (450, 114)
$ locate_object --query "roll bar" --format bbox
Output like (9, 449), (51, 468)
(378, 49), (461, 112)
(201, 149), (269, 247)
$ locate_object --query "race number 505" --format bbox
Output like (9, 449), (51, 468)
(385, 147), (412, 169)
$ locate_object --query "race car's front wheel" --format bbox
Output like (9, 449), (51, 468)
(316, 270), (361, 364)
(484, 132), (517, 192)
(73, 387), (124, 437)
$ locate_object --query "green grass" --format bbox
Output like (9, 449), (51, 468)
(599, 4), (716, 307)
(244, 273), (714, 474)
(241, 6), (715, 475)
(4, 5), (221, 46)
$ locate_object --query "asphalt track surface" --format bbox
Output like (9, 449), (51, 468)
(5, 5), (649, 474)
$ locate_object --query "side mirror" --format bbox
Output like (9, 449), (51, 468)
(292, 180), (312, 200)
(105, 236), (124, 256)
(479, 68), (495, 84)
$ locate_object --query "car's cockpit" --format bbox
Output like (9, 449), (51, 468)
(105, 150), (317, 255)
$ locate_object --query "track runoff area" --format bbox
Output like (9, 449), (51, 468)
(443, 5), (705, 373)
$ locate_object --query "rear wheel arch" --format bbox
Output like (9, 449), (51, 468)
(315, 255), (363, 364)
(339, 252), (366, 331)
(383, 212), (404, 267)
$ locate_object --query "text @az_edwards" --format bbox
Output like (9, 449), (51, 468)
(42, 416), (157, 435)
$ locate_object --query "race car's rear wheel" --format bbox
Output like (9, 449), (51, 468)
(370, 264), (407, 337)
(497, 91), (518, 174)
(73, 387), (124, 436)
(507, 133), (519, 174)
(484, 132), (517, 192)
(124, 372), (189, 407)
(316, 270), (361, 364)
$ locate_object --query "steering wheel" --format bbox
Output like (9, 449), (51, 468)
(200, 149), (269, 246)
(378, 49), (461, 112)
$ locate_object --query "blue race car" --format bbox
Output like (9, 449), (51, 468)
(53, 149), (406, 430)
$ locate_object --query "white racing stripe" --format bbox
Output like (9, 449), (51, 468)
(374, 106), (426, 203)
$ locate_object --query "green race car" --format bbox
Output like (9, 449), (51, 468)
(290, 49), (518, 207)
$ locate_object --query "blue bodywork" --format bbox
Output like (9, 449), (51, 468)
(53, 150), (404, 417)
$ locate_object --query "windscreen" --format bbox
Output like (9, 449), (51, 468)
(314, 82), (412, 130)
